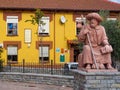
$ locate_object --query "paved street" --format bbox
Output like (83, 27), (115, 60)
(0, 80), (73, 90)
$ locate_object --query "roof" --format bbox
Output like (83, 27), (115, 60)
(0, 0), (120, 11)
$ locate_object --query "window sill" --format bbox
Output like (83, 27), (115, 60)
(7, 61), (18, 64)
(7, 35), (18, 36)
(39, 61), (49, 64)
(38, 34), (50, 37)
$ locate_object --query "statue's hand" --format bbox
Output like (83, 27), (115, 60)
(100, 45), (113, 54)
(103, 40), (109, 45)
(105, 45), (113, 53)
(83, 29), (89, 35)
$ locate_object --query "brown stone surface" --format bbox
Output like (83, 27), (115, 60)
(0, 80), (73, 90)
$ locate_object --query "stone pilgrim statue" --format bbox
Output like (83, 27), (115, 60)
(78, 13), (113, 70)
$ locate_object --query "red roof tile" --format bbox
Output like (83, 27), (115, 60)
(0, 0), (120, 11)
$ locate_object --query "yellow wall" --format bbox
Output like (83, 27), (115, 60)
(0, 10), (77, 64)
(54, 12), (76, 63)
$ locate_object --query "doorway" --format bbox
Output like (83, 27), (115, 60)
(69, 44), (80, 62)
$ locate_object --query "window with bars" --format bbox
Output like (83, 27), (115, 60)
(7, 16), (18, 36)
(39, 46), (49, 62)
(7, 46), (18, 62)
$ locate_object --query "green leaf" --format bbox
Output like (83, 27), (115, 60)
(25, 9), (44, 25)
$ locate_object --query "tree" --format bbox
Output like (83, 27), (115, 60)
(25, 9), (45, 34)
(25, 9), (44, 25)
(99, 10), (109, 21)
(100, 10), (120, 62)
(0, 48), (4, 72)
(101, 20), (120, 62)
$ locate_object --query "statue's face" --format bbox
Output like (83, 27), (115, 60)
(76, 22), (83, 29)
(89, 18), (99, 28)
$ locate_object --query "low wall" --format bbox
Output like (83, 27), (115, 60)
(73, 70), (120, 90)
(0, 72), (74, 87)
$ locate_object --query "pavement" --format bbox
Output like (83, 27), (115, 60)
(0, 80), (73, 90)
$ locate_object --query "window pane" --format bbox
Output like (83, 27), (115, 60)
(39, 46), (49, 61)
(7, 16), (18, 23)
(107, 18), (117, 21)
(43, 47), (49, 57)
(7, 16), (18, 35)
(39, 46), (49, 57)
(25, 29), (31, 43)
(7, 18), (18, 23)
(38, 17), (49, 35)
(7, 23), (17, 35)
(76, 28), (80, 35)
(7, 46), (17, 55)
(39, 57), (49, 61)
(7, 55), (17, 61)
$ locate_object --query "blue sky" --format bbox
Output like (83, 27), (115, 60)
(109, 0), (120, 3)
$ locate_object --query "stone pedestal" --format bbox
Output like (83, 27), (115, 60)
(73, 70), (120, 90)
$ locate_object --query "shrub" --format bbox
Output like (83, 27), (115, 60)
(0, 59), (4, 72)
(101, 20), (120, 62)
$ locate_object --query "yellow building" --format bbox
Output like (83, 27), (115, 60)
(0, 0), (120, 64)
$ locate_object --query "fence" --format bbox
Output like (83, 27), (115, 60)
(3, 60), (73, 76)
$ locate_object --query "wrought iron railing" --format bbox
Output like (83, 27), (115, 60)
(3, 60), (74, 76)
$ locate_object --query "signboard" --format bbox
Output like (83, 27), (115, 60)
(56, 48), (60, 52)
(60, 54), (65, 62)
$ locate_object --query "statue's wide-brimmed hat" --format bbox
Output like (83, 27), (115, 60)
(86, 13), (103, 22)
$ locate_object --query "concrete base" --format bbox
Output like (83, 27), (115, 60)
(73, 70), (120, 90)
(79, 68), (118, 72)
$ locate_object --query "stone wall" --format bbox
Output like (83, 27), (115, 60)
(1, 71), (120, 90)
(0, 72), (74, 87)
(73, 70), (120, 90)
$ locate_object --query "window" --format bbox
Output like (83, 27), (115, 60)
(7, 16), (18, 35)
(107, 18), (117, 21)
(39, 46), (49, 62)
(24, 29), (32, 43)
(38, 17), (50, 35)
(7, 46), (18, 62)
(75, 17), (85, 35)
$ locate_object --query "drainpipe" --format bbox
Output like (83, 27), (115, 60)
(53, 12), (56, 64)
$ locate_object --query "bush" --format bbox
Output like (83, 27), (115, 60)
(101, 20), (120, 62)
(0, 59), (4, 72)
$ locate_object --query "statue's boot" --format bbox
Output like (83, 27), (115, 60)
(92, 63), (100, 69)
(86, 64), (91, 69)
(106, 64), (113, 69)
(92, 64), (96, 69)
(99, 64), (105, 69)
